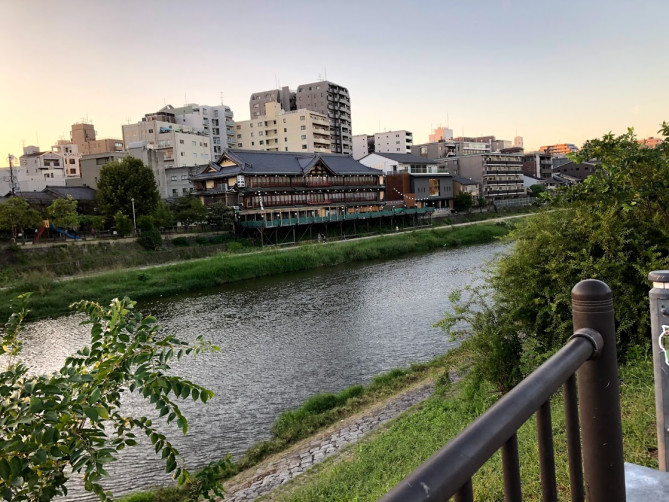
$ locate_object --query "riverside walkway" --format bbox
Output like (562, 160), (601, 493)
(222, 381), (435, 501)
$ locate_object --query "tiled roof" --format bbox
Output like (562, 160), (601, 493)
(45, 185), (97, 201)
(194, 150), (380, 179)
(452, 175), (478, 185)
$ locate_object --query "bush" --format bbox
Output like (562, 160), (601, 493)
(137, 215), (155, 231)
(138, 228), (163, 251)
(172, 237), (190, 247)
(114, 211), (133, 237)
(226, 242), (243, 252)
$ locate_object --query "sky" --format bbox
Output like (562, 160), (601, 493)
(1, 0), (668, 162)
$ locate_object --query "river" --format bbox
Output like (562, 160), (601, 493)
(17, 241), (508, 499)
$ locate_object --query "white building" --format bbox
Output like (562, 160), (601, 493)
(234, 102), (331, 153)
(51, 140), (81, 178)
(352, 130), (413, 160)
(14, 146), (67, 192)
(122, 114), (212, 168)
(159, 103), (236, 158)
(359, 152), (441, 175)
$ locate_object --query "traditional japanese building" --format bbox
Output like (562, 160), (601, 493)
(191, 149), (389, 229)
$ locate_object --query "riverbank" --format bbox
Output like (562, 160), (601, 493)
(1, 221), (512, 320)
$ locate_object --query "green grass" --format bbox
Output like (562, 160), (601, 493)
(269, 350), (656, 501)
(1, 223), (512, 320)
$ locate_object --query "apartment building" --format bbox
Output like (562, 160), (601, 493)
(234, 102), (331, 153)
(522, 152), (554, 179)
(353, 130), (413, 159)
(384, 172), (454, 209)
(51, 140), (81, 178)
(122, 113), (212, 167)
(249, 86), (295, 118)
(429, 126), (454, 142)
(67, 151), (128, 190)
(539, 143), (579, 156)
(296, 81), (352, 155)
(439, 153), (524, 201)
(15, 145), (67, 192)
(159, 103), (236, 158)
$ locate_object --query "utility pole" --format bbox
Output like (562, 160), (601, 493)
(8, 154), (18, 195)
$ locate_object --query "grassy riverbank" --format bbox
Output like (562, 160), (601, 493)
(268, 348), (656, 501)
(2, 222), (511, 320)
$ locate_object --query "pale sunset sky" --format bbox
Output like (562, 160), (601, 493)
(1, 0), (667, 162)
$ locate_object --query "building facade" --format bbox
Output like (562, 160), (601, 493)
(384, 172), (453, 209)
(296, 81), (352, 155)
(353, 130), (413, 160)
(249, 86), (295, 118)
(190, 150), (384, 227)
(16, 145), (67, 192)
(70, 123), (124, 155)
(429, 126), (454, 143)
(67, 151), (128, 190)
(122, 114), (212, 168)
(234, 102), (331, 153)
(51, 141), (81, 178)
(159, 103), (236, 157)
(359, 152), (442, 175)
(522, 152), (554, 178)
(439, 153), (524, 200)
(539, 143), (579, 156)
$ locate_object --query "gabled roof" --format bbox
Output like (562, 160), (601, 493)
(365, 152), (439, 164)
(193, 150), (380, 179)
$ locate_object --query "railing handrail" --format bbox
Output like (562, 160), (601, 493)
(381, 279), (625, 502)
(380, 334), (597, 502)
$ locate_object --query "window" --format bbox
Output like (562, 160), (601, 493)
(251, 132), (254, 137)
(69, 158), (75, 164)
(238, 143), (242, 148)
(180, 139), (184, 144)
(259, 131), (263, 136)
(258, 122), (262, 126)
(283, 119), (286, 123)
(301, 135), (306, 140)
(180, 152), (184, 156)
(301, 125), (306, 130)
(259, 140), (264, 145)
(300, 116), (305, 121)
(171, 175), (177, 181)
(236, 125), (241, 130)
(284, 128), (287, 132)
(284, 138), (288, 142)
(193, 153), (197, 158)
(172, 189), (178, 195)
(181, 175), (188, 180)
(183, 188), (188, 194)
(148, 129), (154, 133)
(302, 145), (307, 149)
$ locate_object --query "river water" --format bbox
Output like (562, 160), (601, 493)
(18, 241), (508, 499)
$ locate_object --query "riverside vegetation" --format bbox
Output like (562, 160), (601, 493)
(0, 222), (511, 320)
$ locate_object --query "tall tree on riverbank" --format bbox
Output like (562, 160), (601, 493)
(96, 158), (160, 219)
(0, 197), (42, 239)
(439, 124), (669, 392)
(47, 195), (79, 230)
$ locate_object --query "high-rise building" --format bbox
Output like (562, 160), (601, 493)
(159, 103), (236, 159)
(296, 81), (352, 155)
(234, 102), (331, 153)
(249, 86), (295, 118)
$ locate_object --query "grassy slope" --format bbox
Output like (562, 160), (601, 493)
(270, 352), (656, 501)
(2, 223), (510, 320)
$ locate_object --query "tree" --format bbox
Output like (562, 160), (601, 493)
(0, 197), (42, 239)
(439, 124), (669, 392)
(0, 295), (226, 501)
(173, 195), (207, 228)
(207, 202), (235, 231)
(453, 192), (473, 212)
(96, 157), (160, 219)
(47, 196), (79, 230)
(114, 211), (133, 237)
(153, 200), (176, 229)
(528, 183), (546, 197)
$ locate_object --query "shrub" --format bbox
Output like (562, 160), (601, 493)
(114, 211), (133, 237)
(172, 237), (190, 247)
(226, 242), (243, 252)
(138, 228), (163, 251)
(137, 215), (155, 231)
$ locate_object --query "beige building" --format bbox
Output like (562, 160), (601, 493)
(234, 102), (331, 153)
(70, 123), (124, 155)
(16, 145), (67, 192)
(51, 140), (81, 178)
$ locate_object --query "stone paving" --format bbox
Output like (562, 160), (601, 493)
(222, 381), (435, 501)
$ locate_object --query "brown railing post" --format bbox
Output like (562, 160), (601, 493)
(571, 279), (625, 501)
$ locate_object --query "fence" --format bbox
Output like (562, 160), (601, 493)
(381, 279), (625, 502)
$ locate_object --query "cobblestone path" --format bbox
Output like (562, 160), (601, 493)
(222, 381), (435, 501)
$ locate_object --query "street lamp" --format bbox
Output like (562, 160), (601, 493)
(131, 198), (137, 234)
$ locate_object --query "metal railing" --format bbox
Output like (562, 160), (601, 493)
(381, 279), (625, 502)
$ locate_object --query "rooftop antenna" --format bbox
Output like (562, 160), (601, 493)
(324, 66), (327, 81)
